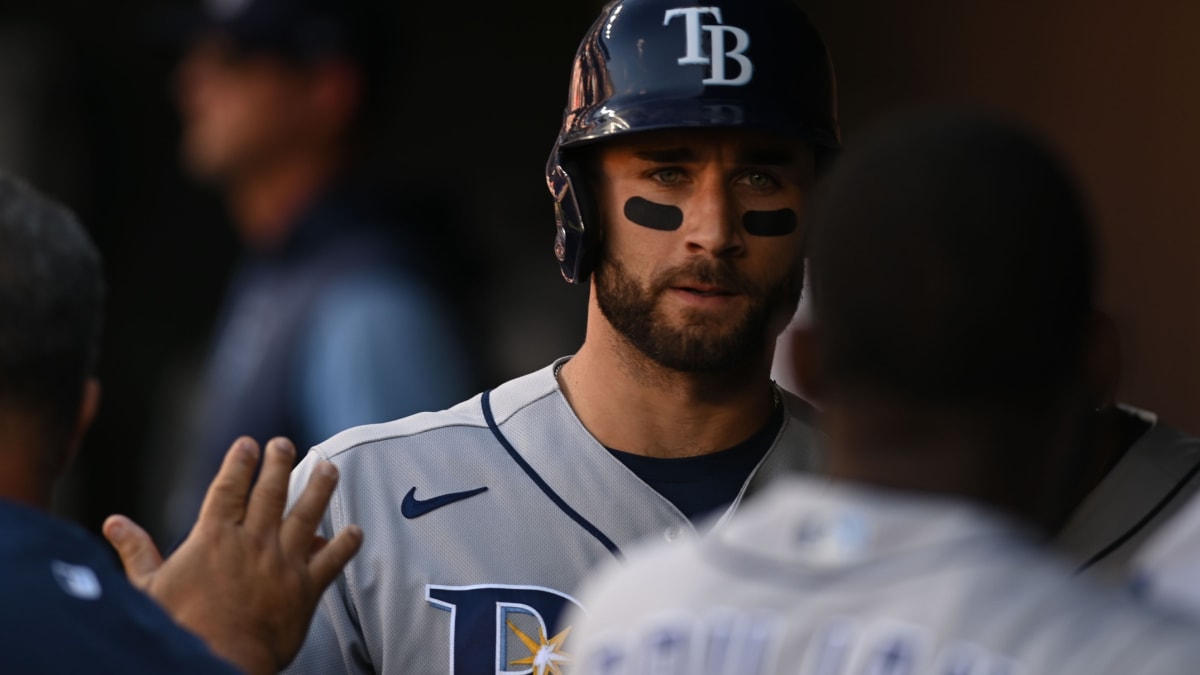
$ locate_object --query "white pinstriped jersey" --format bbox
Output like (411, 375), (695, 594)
(568, 476), (1200, 675)
(282, 358), (821, 674)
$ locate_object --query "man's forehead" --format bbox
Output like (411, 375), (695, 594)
(598, 129), (812, 163)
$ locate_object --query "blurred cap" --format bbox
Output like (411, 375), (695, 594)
(162, 0), (373, 63)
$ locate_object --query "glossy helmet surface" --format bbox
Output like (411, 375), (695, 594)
(547, 0), (841, 283)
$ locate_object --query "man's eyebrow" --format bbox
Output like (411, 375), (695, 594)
(633, 148), (697, 162)
(737, 148), (798, 166)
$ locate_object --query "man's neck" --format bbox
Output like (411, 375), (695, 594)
(558, 312), (778, 459)
(0, 415), (58, 511)
(227, 148), (343, 250)
(823, 400), (1066, 533)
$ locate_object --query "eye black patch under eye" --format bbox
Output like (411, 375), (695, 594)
(624, 197), (683, 231)
(743, 209), (798, 237)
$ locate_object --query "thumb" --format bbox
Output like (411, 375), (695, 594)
(102, 514), (164, 590)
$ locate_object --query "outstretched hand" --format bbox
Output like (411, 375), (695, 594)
(103, 437), (362, 675)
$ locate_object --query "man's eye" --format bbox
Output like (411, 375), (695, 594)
(651, 168), (684, 184)
(739, 172), (779, 189)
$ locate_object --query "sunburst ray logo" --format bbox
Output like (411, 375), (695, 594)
(507, 620), (572, 675)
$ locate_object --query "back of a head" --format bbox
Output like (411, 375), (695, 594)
(806, 111), (1095, 411)
(0, 176), (104, 439)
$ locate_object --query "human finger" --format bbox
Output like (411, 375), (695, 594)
(102, 514), (164, 590)
(244, 437), (296, 534)
(308, 525), (364, 589)
(280, 460), (337, 554)
(197, 437), (261, 525)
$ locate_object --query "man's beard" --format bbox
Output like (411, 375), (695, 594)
(594, 254), (803, 373)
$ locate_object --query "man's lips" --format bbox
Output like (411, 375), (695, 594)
(672, 284), (738, 297)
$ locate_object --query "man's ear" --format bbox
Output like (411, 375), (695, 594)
(63, 378), (101, 473)
(1082, 310), (1121, 410)
(790, 323), (826, 406)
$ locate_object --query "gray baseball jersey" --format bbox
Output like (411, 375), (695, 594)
(283, 358), (821, 674)
(568, 475), (1200, 675)
(1055, 405), (1200, 579)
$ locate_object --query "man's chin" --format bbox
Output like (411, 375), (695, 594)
(635, 325), (759, 372)
(640, 344), (756, 373)
(659, 296), (753, 324)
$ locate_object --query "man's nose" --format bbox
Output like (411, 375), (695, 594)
(682, 175), (745, 258)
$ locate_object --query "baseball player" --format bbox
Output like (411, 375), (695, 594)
(282, 1), (835, 672)
(567, 113), (1200, 675)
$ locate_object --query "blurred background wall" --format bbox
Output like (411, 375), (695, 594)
(802, 0), (1200, 438)
(0, 0), (1195, 537)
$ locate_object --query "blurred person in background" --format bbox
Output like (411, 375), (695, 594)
(163, 0), (479, 540)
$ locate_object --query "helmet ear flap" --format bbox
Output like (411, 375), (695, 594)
(550, 153), (602, 284)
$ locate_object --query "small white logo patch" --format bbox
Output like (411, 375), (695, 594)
(791, 508), (871, 566)
(663, 6), (753, 86)
(51, 561), (102, 600)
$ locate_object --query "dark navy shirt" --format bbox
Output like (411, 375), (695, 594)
(0, 500), (241, 674)
(608, 403), (785, 521)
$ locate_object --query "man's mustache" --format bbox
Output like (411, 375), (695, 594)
(651, 259), (758, 297)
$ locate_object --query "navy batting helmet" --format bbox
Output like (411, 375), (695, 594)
(547, 0), (841, 284)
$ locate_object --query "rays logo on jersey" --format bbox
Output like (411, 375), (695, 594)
(663, 7), (754, 86)
(427, 584), (583, 675)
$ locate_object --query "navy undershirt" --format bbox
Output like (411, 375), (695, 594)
(607, 403), (784, 522)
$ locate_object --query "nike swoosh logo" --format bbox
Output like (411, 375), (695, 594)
(401, 486), (489, 519)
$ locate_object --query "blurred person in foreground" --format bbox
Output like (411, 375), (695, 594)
(165, 0), (477, 539)
(770, 233), (1200, 584)
(773, 283), (1200, 584)
(567, 112), (1200, 674)
(0, 174), (361, 674)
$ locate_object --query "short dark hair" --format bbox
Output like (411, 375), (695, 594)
(806, 111), (1095, 409)
(0, 176), (105, 434)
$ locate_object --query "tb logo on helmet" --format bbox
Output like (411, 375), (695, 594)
(664, 7), (754, 86)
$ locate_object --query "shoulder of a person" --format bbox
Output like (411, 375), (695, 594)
(0, 500), (96, 560)
(304, 362), (565, 467)
(304, 394), (487, 464)
(779, 387), (819, 428)
(310, 267), (441, 319)
(1121, 406), (1200, 467)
